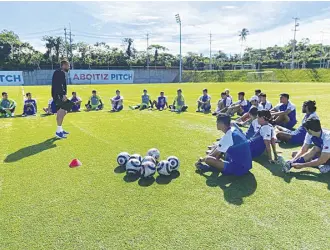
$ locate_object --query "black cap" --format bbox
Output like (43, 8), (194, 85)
(280, 93), (290, 99)
(216, 113), (231, 126)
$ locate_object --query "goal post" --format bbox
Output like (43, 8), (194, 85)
(246, 71), (277, 82)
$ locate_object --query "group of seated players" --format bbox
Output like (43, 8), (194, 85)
(195, 89), (330, 176)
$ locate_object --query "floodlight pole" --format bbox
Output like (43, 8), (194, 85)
(176, 14), (182, 83)
(291, 17), (299, 69)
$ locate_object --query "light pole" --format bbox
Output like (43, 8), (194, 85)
(175, 14), (182, 83)
(291, 17), (299, 69)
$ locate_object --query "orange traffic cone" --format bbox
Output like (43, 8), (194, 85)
(69, 159), (82, 168)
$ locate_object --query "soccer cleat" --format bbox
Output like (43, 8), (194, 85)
(282, 161), (292, 173)
(55, 132), (67, 139)
(319, 165), (330, 174)
(195, 162), (211, 172)
(63, 131), (69, 135)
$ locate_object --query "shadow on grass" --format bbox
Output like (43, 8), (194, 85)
(156, 171), (180, 185)
(138, 176), (155, 187)
(114, 165), (126, 174)
(4, 137), (58, 163)
(40, 114), (54, 117)
(278, 142), (300, 150)
(199, 171), (257, 206)
(287, 171), (330, 190)
(123, 173), (140, 183)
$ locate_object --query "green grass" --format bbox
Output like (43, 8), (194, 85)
(1, 82), (330, 249)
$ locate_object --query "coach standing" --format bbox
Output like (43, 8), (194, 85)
(52, 60), (73, 139)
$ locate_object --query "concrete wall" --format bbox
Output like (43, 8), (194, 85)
(22, 69), (179, 85)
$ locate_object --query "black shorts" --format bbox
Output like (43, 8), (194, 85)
(55, 98), (74, 112)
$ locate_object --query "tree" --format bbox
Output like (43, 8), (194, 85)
(148, 44), (168, 67)
(239, 28), (249, 67)
(123, 38), (134, 60)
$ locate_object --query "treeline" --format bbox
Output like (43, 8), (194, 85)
(0, 29), (329, 70)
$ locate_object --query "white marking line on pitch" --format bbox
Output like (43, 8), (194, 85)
(70, 121), (112, 146)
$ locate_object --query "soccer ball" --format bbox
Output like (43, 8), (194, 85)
(142, 155), (156, 164)
(117, 152), (130, 166)
(147, 148), (160, 161)
(157, 160), (172, 176)
(126, 159), (141, 175)
(129, 154), (143, 163)
(167, 156), (180, 171)
(141, 161), (156, 178)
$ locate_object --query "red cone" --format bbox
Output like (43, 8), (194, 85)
(69, 159), (82, 168)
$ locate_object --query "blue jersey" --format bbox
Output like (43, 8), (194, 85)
(217, 127), (252, 171)
(275, 101), (297, 124)
(158, 96), (167, 106)
(142, 94), (150, 104)
(249, 124), (276, 158)
(24, 99), (37, 108)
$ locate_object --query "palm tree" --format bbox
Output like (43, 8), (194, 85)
(42, 36), (56, 69)
(239, 28), (249, 68)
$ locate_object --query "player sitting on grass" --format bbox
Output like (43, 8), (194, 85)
(196, 88), (211, 113)
(252, 89), (262, 102)
(276, 100), (318, 145)
(222, 92), (250, 117)
(212, 92), (232, 116)
(169, 89), (188, 112)
(232, 107), (260, 139)
(224, 89), (233, 104)
(22, 92), (37, 116)
(270, 93), (297, 129)
(85, 90), (103, 111)
(0, 92), (16, 118)
(258, 93), (272, 111)
(111, 90), (124, 112)
(129, 89), (153, 110)
(70, 92), (82, 112)
(248, 110), (278, 163)
(282, 118), (330, 174)
(235, 96), (259, 123)
(195, 113), (252, 176)
(152, 91), (168, 111)
(43, 98), (56, 115)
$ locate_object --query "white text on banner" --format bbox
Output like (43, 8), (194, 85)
(70, 70), (134, 84)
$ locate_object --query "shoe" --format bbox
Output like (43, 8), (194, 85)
(206, 150), (211, 155)
(282, 161), (292, 173)
(196, 109), (200, 112)
(319, 165), (330, 174)
(55, 132), (67, 139)
(208, 145), (215, 150)
(63, 131), (69, 135)
(11, 113), (15, 117)
(22, 114), (26, 117)
(195, 162), (211, 172)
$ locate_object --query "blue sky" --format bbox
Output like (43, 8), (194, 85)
(1, 1), (330, 55)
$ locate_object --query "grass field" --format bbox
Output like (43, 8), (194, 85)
(1, 82), (330, 249)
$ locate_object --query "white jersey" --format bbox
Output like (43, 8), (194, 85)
(251, 119), (261, 133)
(217, 127), (236, 153)
(259, 124), (276, 141)
(258, 101), (272, 111)
(304, 129), (330, 153)
(274, 101), (296, 112)
(302, 112), (319, 124)
(234, 99), (248, 106)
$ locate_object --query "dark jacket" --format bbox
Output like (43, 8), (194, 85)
(51, 69), (67, 99)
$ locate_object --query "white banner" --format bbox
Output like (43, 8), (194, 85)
(70, 70), (134, 84)
(0, 71), (24, 86)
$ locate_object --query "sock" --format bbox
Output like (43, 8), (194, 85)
(56, 126), (63, 133)
(293, 157), (305, 164)
(112, 103), (114, 109)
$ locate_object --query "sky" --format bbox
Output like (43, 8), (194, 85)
(1, 1), (330, 56)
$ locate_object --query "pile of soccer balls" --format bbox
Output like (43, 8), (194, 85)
(116, 148), (180, 178)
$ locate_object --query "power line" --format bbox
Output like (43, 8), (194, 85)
(19, 28), (63, 36)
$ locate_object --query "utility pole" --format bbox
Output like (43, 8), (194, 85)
(320, 31), (325, 68)
(146, 33), (149, 69)
(64, 27), (68, 59)
(209, 32), (212, 70)
(291, 17), (299, 69)
(69, 23), (73, 69)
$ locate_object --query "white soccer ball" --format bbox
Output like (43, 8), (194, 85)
(126, 159), (141, 175)
(167, 156), (180, 171)
(142, 155), (156, 164)
(117, 152), (130, 166)
(141, 161), (156, 178)
(129, 154), (143, 163)
(157, 160), (172, 176)
(147, 148), (160, 161)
